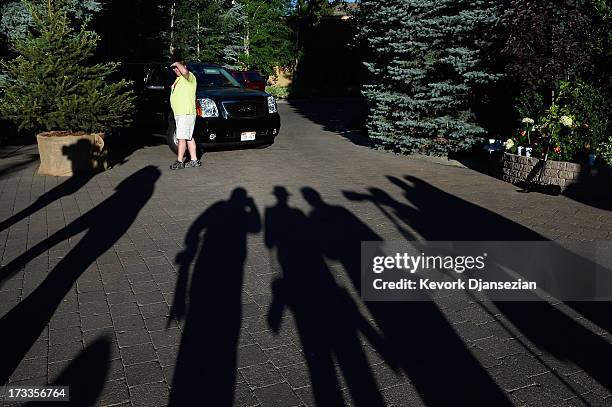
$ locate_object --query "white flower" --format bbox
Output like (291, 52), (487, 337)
(504, 138), (514, 150)
(560, 115), (573, 127)
(522, 117), (535, 125)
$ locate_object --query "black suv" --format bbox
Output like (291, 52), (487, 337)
(126, 62), (280, 153)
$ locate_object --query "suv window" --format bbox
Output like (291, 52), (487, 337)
(189, 66), (241, 88)
(246, 72), (264, 82)
(146, 66), (169, 87)
(231, 72), (247, 86)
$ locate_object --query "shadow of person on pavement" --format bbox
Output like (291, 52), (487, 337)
(26, 336), (112, 407)
(265, 186), (388, 407)
(0, 166), (160, 384)
(168, 188), (260, 407)
(0, 155), (39, 180)
(287, 99), (373, 147)
(348, 175), (612, 394)
(303, 187), (513, 407)
(0, 139), (97, 235)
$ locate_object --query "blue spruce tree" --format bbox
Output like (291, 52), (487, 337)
(357, 0), (502, 155)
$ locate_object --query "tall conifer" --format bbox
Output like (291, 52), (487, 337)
(357, 0), (502, 155)
(0, 0), (134, 133)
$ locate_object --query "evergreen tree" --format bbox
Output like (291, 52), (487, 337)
(94, 0), (170, 61)
(357, 0), (502, 155)
(240, 0), (294, 76)
(288, 0), (361, 96)
(1, 0), (101, 45)
(171, 0), (246, 66)
(0, 0), (134, 133)
(292, 0), (335, 53)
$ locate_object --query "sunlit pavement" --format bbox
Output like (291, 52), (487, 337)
(1, 101), (611, 406)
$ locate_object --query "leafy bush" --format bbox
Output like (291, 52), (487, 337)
(538, 102), (580, 161)
(515, 90), (546, 123)
(510, 81), (610, 163)
(502, 0), (608, 89)
(556, 80), (609, 156)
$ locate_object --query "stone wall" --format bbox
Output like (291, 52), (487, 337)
(500, 153), (612, 198)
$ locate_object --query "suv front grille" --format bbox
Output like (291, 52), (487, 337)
(222, 100), (267, 119)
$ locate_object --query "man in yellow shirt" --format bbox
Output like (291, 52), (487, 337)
(169, 58), (201, 170)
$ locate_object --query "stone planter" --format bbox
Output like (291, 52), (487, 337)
(37, 132), (107, 176)
(500, 153), (612, 198)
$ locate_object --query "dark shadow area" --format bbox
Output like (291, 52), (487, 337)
(302, 187), (512, 406)
(266, 186), (388, 407)
(0, 166), (160, 383)
(168, 188), (260, 406)
(0, 154), (39, 179)
(93, 0), (169, 61)
(104, 128), (166, 167)
(0, 132), (39, 178)
(289, 16), (365, 98)
(287, 98), (373, 147)
(0, 140), (98, 234)
(455, 151), (611, 210)
(344, 175), (612, 394)
(27, 337), (111, 407)
(0, 120), (19, 147)
(0, 131), (37, 155)
(450, 149), (504, 179)
(59, 138), (107, 175)
(0, 125), (165, 174)
(513, 160), (562, 196)
(563, 163), (612, 211)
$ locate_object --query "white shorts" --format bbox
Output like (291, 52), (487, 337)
(175, 115), (196, 140)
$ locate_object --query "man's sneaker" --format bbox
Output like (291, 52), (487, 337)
(185, 159), (202, 168)
(170, 160), (185, 170)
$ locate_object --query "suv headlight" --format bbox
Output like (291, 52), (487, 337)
(267, 96), (277, 114)
(198, 98), (218, 117)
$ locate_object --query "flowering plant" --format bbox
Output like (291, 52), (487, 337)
(539, 104), (580, 161)
(513, 80), (609, 164)
(559, 115), (573, 127)
(519, 117), (534, 145)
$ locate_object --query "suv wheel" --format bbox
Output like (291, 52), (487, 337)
(166, 115), (178, 154)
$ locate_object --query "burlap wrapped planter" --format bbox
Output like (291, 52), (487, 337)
(500, 153), (612, 198)
(37, 132), (107, 176)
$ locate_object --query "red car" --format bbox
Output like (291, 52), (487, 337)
(228, 69), (267, 92)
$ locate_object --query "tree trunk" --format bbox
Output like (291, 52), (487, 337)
(197, 10), (200, 60)
(244, 17), (250, 70)
(170, 1), (176, 56)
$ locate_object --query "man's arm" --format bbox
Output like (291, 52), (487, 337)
(0, 215), (89, 288)
(171, 61), (190, 80)
(168, 208), (210, 325)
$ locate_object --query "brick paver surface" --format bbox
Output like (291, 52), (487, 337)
(1, 100), (611, 406)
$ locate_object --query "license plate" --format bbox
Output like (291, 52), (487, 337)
(241, 131), (256, 141)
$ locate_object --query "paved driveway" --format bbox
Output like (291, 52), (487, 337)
(0, 101), (611, 406)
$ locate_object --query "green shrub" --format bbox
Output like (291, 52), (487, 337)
(599, 136), (612, 165)
(556, 80), (609, 157)
(515, 90), (546, 123)
(511, 80), (610, 163)
(265, 85), (289, 99)
(0, 0), (134, 134)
